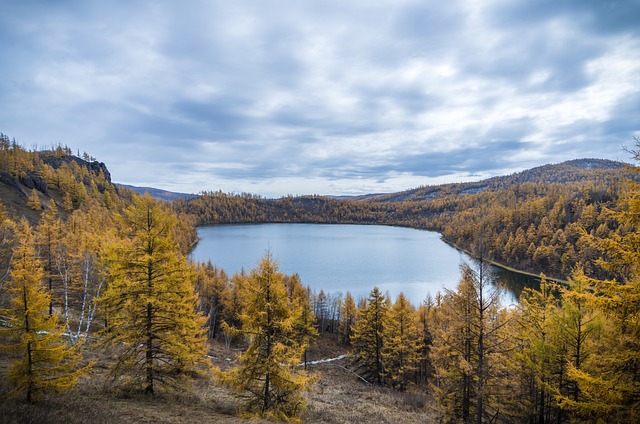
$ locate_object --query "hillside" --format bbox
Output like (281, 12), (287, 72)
(363, 158), (629, 203)
(0, 139), (125, 224)
(116, 184), (192, 201)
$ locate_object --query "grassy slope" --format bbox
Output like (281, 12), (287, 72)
(0, 334), (435, 423)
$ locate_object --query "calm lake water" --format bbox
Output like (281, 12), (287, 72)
(190, 223), (527, 305)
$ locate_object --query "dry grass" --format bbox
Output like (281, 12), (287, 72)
(301, 335), (437, 423)
(0, 334), (438, 423)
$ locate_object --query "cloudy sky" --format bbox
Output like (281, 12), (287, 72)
(1, 1), (639, 197)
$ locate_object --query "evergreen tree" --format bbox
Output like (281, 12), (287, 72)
(219, 253), (311, 420)
(0, 219), (90, 402)
(100, 194), (208, 394)
(351, 286), (388, 385)
(383, 293), (420, 391)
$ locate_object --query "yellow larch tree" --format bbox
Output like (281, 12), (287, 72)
(27, 188), (41, 211)
(220, 272), (248, 349)
(383, 292), (421, 391)
(193, 260), (230, 339)
(338, 290), (357, 344)
(0, 203), (16, 289)
(36, 199), (62, 316)
(99, 194), (208, 395)
(219, 253), (311, 421)
(351, 286), (388, 385)
(514, 275), (565, 423)
(0, 219), (90, 403)
(552, 173), (640, 421)
(284, 273), (318, 369)
(431, 260), (512, 423)
(553, 269), (603, 418)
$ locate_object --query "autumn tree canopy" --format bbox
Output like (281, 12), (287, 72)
(100, 194), (208, 395)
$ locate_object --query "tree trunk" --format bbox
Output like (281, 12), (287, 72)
(23, 284), (34, 403)
(145, 301), (154, 395)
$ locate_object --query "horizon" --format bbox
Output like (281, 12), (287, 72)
(1, 1), (638, 197)
(116, 156), (631, 199)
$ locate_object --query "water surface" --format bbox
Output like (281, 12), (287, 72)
(191, 223), (522, 305)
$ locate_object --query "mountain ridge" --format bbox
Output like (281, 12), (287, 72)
(360, 158), (629, 203)
(124, 158), (628, 202)
(116, 184), (192, 201)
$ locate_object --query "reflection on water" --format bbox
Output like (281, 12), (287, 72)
(490, 265), (541, 304)
(191, 223), (540, 306)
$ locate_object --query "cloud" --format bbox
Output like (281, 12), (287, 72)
(0, 0), (638, 196)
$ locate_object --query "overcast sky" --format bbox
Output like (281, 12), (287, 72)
(1, 1), (639, 197)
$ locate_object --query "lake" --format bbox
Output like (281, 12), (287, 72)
(190, 223), (527, 305)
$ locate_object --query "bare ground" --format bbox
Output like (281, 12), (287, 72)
(0, 334), (438, 423)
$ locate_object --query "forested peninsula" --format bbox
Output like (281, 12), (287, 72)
(1, 134), (639, 423)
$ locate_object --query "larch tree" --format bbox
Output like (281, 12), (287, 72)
(0, 219), (90, 403)
(383, 292), (421, 391)
(351, 286), (388, 385)
(99, 194), (208, 395)
(0, 204), (16, 289)
(220, 272), (248, 349)
(27, 188), (41, 211)
(569, 165), (640, 421)
(194, 261), (230, 339)
(314, 289), (328, 332)
(514, 275), (565, 423)
(338, 291), (357, 344)
(36, 199), (61, 316)
(431, 260), (512, 424)
(552, 269), (602, 418)
(219, 253), (311, 421)
(431, 264), (478, 422)
(284, 274), (318, 369)
(416, 292), (441, 385)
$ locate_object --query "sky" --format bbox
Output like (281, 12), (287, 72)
(1, 0), (639, 197)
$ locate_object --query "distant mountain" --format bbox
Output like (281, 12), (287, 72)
(117, 184), (192, 201)
(362, 158), (629, 203)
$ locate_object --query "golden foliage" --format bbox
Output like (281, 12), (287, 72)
(99, 194), (208, 394)
(218, 253), (312, 421)
(0, 219), (91, 403)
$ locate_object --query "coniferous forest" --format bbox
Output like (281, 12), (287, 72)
(1, 134), (639, 423)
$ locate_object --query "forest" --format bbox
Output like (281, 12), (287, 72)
(1, 134), (639, 423)
(175, 158), (630, 282)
